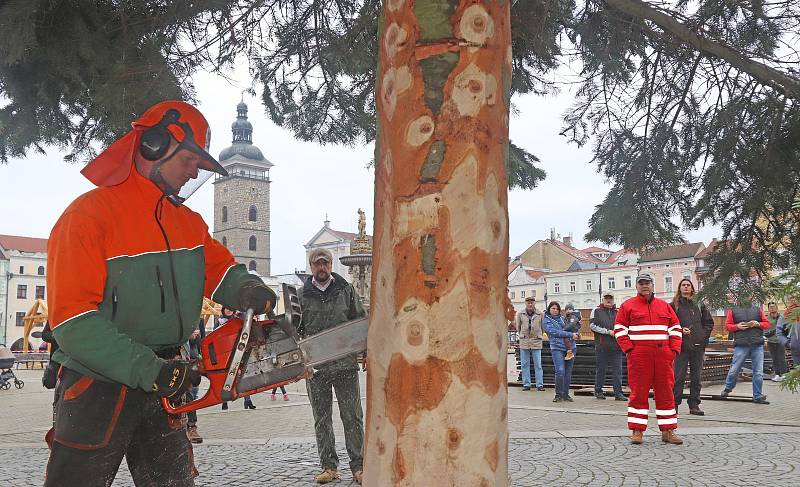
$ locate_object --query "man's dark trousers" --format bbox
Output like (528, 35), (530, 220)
(594, 346), (624, 396)
(307, 368), (364, 474)
(766, 341), (788, 376)
(673, 346), (705, 409)
(44, 368), (194, 487)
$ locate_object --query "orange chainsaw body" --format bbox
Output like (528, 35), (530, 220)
(162, 314), (306, 414)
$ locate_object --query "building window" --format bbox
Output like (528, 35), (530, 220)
(19, 266), (24, 274)
(608, 277), (616, 289)
(569, 281), (576, 292)
(249, 206), (257, 222)
(35, 286), (45, 300)
(249, 236), (257, 251)
(665, 274), (673, 293)
(554, 283), (560, 293)
(37, 266), (45, 275)
(624, 276), (632, 288)
(510, 291), (516, 299)
(16, 312), (25, 327)
(249, 260), (257, 271)
(521, 291), (526, 298)
(222, 236), (227, 247)
(17, 285), (27, 299)
(585, 280), (592, 291)
(682, 273), (691, 281)
(222, 206), (228, 223)
(532, 290), (536, 298)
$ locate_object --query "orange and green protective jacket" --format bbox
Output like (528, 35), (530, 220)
(47, 167), (259, 391)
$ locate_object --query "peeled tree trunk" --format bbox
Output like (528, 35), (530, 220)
(364, 1), (512, 485)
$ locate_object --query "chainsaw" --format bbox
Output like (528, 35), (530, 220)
(161, 283), (368, 414)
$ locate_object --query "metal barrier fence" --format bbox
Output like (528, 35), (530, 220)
(511, 340), (736, 387)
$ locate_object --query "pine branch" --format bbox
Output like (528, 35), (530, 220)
(605, 0), (800, 97)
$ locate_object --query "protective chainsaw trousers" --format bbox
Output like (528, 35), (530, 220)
(626, 344), (678, 431)
(44, 368), (195, 487)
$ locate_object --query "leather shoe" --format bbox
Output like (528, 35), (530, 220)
(594, 392), (606, 400)
(689, 407), (704, 416)
(630, 430), (643, 444)
(753, 397), (770, 404)
(522, 386), (531, 391)
(661, 429), (683, 445)
(614, 395), (628, 401)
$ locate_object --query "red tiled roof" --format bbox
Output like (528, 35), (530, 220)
(508, 263), (519, 275)
(525, 269), (545, 280)
(549, 240), (602, 262)
(581, 246), (612, 254)
(639, 242), (705, 262)
(695, 239), (724, 259)
(0, 234), (48, 253)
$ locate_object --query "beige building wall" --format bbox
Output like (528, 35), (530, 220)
(519, 240), (576, 272)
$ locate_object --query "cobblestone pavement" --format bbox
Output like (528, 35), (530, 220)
(1, 369), (798, 486)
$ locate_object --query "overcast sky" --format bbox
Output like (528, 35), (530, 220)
(0, 67), (719, 275)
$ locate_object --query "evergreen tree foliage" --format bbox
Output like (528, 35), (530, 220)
(1, 0), (799, 303)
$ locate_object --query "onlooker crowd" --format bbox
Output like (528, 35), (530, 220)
(512, 285), (799, 445)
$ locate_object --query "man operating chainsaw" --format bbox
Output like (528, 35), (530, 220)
(299, 248), (366, 484)
(44, 100), (276, 487)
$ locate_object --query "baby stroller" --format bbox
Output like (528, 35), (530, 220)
(0, 346), (24, 390)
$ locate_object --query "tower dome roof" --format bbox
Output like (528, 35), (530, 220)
(218, 100), (265, 162)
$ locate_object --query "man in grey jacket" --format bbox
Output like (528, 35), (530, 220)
(515, 297), (544, 391)
(590, 294), (627, 401)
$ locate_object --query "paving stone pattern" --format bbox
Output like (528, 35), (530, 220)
(1, 369), (798, 486)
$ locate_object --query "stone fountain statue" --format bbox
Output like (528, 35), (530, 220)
(340, 209), (372, 308)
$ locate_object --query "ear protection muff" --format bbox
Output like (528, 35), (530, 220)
(139, 108), (183, 161)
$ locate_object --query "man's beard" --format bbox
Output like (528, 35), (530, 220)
(315, 270), (330, 283)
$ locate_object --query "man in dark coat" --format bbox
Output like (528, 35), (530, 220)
(590, 294), (626, 401)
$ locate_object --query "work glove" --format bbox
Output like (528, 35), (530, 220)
(153, 359), (201, 399)
(238, 280), (277, 314)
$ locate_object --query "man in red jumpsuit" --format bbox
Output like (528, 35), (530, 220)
(614, 272), (683, 445)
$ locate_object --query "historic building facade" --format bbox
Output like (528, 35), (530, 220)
(0, 235), (48, 350)
(639, 242), (705, 299)
(304, 218), (373, 283)
(213, 101), (273, 276)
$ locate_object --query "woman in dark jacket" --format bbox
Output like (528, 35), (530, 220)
(671, 279), (714, 415)
(543, 302), (580, 402)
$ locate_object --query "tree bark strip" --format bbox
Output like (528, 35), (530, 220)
(364, 0), (513, 485)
